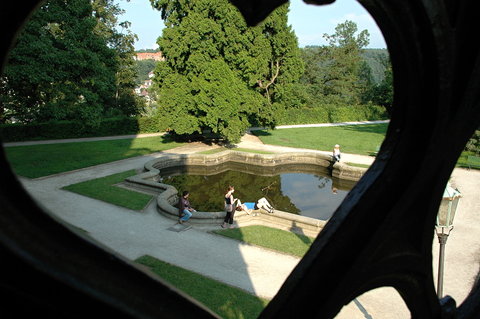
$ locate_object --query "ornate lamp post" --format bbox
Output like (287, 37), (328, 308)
(435, 183), (461, 298)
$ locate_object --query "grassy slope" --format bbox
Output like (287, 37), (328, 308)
(136, 255), (269, 319)
(4, 135), (183, 178)
(62, 170), (152, 211)
(252, 123), (388, 155)
(213, 225), (315, 258)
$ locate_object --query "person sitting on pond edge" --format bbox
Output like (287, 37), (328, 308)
(333, 144), (341, 162)
(256, 197), (275, 213)
(235, 199), (253, 215)
(178, 190), (196, 224)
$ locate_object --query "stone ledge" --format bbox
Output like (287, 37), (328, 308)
(125, 150), (366, 235)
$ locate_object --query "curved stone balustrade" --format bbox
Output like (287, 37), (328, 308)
(125, 150), (367, 236)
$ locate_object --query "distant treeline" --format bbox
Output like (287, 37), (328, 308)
(361, 48), (389, 84)
(134, 48), (390, 87)
(135, 49), (161, 53)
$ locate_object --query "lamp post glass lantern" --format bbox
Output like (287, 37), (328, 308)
(435, 183), (461, 298)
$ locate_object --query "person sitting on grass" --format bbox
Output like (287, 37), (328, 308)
(178, 190), (196, 224)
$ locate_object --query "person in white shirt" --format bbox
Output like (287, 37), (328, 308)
(333, 144), (341, 162)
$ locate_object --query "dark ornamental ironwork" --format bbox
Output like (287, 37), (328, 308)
(1, 0), (479, 318)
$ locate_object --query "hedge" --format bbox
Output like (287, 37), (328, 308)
(0, 105), (389, 142)
(0, 116), (168, 142)
(277, 104), (388, 125)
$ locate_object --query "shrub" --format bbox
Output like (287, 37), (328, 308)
(465, 130), (480, 154)
(0, 116), (166, 142)
(278, 104), (388, 125)
(276, 107), (328, 125)
(0, 104), (389, 142)
(137, 115), (169, 133)
(0, 121), (85, 141)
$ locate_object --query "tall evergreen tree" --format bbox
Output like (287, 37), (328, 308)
(150, 0), (303, 142)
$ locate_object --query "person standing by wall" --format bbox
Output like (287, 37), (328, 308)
(222, 186), (236, 229)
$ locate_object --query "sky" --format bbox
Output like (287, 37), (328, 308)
(115, 0), (386, 50)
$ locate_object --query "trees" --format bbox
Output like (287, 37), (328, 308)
(322, 20), (369, 104)
(298, 21), (394, 116)
(1, 0), (115, 125)
(150, 0), (303, 142)
(0, 0), (140, 125)
(135, 60), (157, 85)
(299, 20), (371, 107)
(465, 130), (480, 154)
(91, 0), (142, 117)
(361, 54), (393, 115)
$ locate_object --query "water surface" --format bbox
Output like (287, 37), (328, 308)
(159, 163), (355, 220)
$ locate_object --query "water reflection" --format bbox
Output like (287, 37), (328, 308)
(280, 173), (349, 220)
(159, 163), (355, 220)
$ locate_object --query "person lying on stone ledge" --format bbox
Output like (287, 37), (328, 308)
(235, 199), (254, 215)
(235, 197), (275, 215)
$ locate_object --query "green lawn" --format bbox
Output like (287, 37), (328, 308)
(4, 135), (184, 178)
(136, 255), (269, 319)
(252, 124), (388, 155)
(135, 226), (315, 317)
(198, 147), (275, 155)
(213, 225), (315, 258)
(456, 151), (478, 169)
(5, 123), (475, 181)
(62, 170), (152, 211)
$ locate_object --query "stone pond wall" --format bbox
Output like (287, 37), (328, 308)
(124, 150), (367, 237)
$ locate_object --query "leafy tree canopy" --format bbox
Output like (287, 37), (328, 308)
(150, 0), (304, 143)
(295, 19), (395, 116)
(321, 20), (370, 104)
(136, 48), (161, 53)
(0, 0), (141, 125)
(135, 59), (157, 85)
(361, 53), (393, 115)
(92, 0), (142, 117)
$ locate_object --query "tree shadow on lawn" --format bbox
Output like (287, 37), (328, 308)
(166, 131), (225, 146)
(251, 130), (272, 137)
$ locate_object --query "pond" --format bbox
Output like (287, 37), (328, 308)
(158, 162), (356, 220)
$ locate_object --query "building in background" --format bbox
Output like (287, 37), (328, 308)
(135, 71), (155, 101)
(133, 52), (165, 61)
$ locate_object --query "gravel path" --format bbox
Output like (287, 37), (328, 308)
(8, 120), (478, 318)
